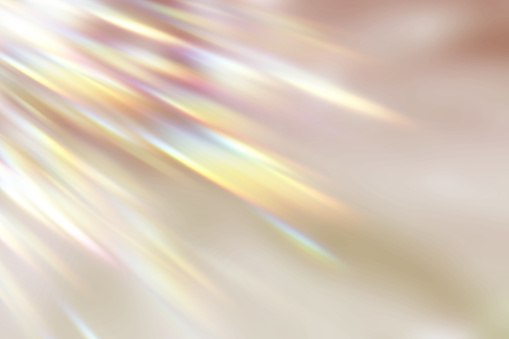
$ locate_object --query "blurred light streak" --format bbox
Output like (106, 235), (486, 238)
(90, 7), (185, 47)
(256, 208), (342, 265)
(0, 0), (484, 337)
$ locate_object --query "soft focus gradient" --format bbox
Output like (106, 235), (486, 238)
(0, 0), (508, 338)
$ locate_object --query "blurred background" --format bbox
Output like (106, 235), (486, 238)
(0, 0), (508, 338)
